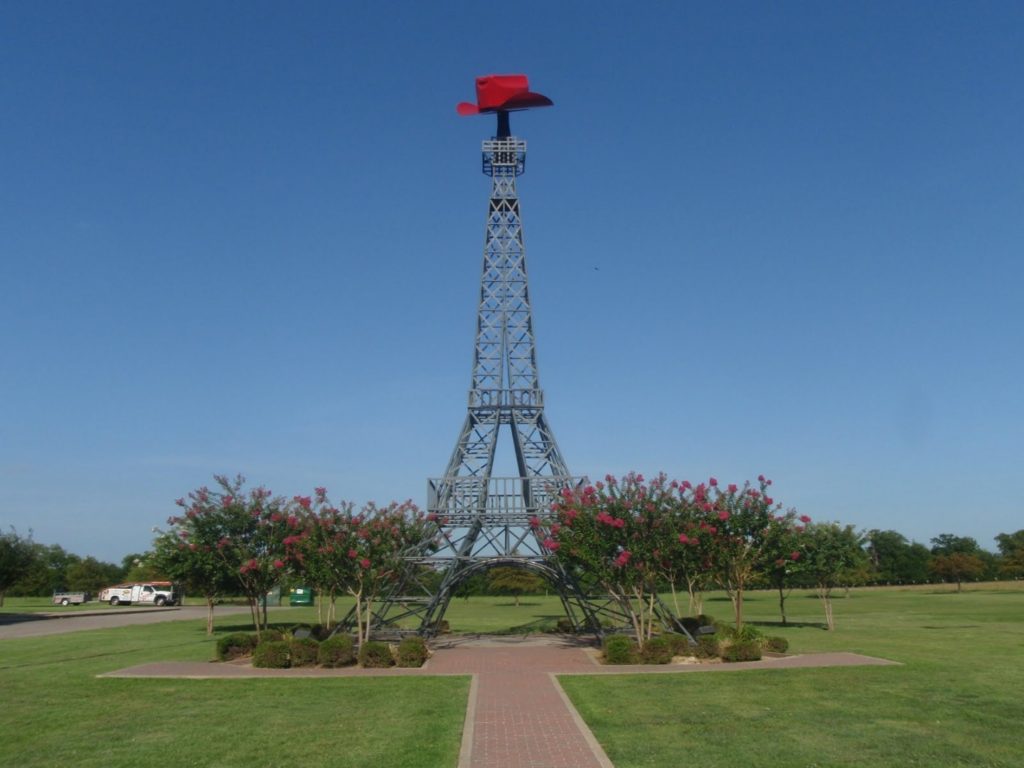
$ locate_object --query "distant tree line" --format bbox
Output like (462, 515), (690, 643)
(0, 529), (162, 606)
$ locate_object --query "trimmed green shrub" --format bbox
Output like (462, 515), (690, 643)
(318, 635), (356, 668)
(289, 637), (320, 667)
(396, 636), (429, 668)
(693, 635), (720, 659)
(663, 633), (692, 656)
(720, 640), (762, 663)
(640, 636), (674, 664)
(261, 629), (285, 642)
(763, 636), (789, 653)
(602, 635), (637, 664)
(253, 640), (291, 668)
(359, 640), (395, 668)
(216, 633), (257, 661)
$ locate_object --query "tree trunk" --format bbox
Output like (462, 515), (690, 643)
(669, 581), (681, 618)
(956, 578), (962, 593)
(778, 585), (788, 626)
(205, 596), (215, 635)
(818, 585), (835, 630)
(514, 593), (520, 607)
(249, 597), (261, 641)
(686, 579), (703, 616)
(733, 585), (744, 630)
(0, 591), (5, 608)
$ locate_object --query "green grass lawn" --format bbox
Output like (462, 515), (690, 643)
(4, 585), (1022, 767)
(559, 585), (1024, 767)
(0, 609), (468, 768)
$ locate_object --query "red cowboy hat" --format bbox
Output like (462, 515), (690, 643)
(456, 74), (553, 116)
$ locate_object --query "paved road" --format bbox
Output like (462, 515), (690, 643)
(0, 605), (252, 639)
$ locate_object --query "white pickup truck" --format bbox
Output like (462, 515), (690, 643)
(98, 582), (179, 607)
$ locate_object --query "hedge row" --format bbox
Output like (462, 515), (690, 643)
(218, 632), (429, 669)
(600, 619), (789, 665)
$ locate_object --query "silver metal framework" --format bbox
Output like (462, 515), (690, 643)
(351, 118), (687, 640)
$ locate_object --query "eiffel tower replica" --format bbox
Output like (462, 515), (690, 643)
(363, 76), (613, 636)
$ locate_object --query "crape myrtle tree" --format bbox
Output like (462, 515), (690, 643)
(280, 488), (351, 628)
(283, 494), (431, 644)
(153, 526), (236, 635)
(799, 522), (867, 630)
(663, 487), (714, 617)
(547, 473), (676, 649)
(549, 473), (802, 643)
(760, 510), (811, 626)
(699, 476), (800, 630)
(170, 475), (290, 639)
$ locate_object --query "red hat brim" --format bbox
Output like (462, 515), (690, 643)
(456, 91), (553, 116)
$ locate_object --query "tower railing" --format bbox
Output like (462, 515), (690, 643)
(467, 388), (544, 409)
(427, 475), (577, 527)
(482, 138), (526, 176)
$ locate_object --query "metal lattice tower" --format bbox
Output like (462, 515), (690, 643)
(348, 77), (694, 641)
(359, 93), (615, 636)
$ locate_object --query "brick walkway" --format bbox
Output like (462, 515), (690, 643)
(427, 637), (611, 768)
(102, 636), (898, 767)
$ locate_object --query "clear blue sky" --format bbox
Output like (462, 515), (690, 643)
(2, 2), (1022, 563)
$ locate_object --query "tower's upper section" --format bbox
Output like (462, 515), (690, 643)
(457, 74), (552, 139)
(455, 74), (553, 117)
(458, 74), (550, 176)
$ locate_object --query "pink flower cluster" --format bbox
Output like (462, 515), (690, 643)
(596, 511), (625, 528)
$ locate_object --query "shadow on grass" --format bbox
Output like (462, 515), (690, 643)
(0, 638), (210, 671)
(0, 612), (58, 626)
(486, 615), (565, 635)
(747, 619), (829, 630)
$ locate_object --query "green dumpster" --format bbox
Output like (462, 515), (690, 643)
(289, 586), (315, 606)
